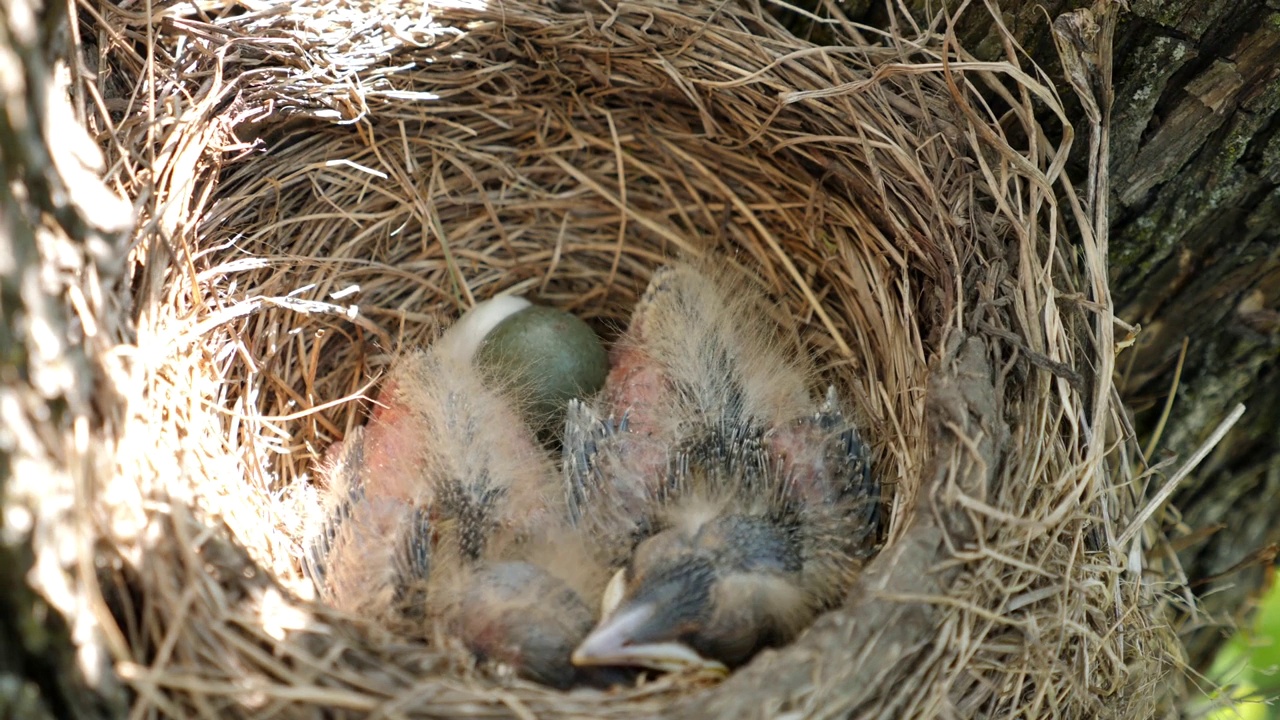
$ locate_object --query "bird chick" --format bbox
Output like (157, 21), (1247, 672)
(566, 263), (880, 675)
(306, 297), (615, 688)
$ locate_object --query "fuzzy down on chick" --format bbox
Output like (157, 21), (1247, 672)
(305, 297), (615, 689)
(565, 263), (881, 675)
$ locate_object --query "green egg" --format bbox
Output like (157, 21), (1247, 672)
(475, 304), (608, 440)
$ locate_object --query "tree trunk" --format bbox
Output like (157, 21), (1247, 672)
(0, 0), (129, 716)
(1107, 2), (1280, 666)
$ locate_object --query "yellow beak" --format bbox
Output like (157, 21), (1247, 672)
(571, 602), (728, 676)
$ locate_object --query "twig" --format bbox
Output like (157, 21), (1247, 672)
(1118, 403), (1246, 546)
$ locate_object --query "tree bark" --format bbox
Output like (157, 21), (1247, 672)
(1107, 1), (1280, 667)
(0, 0), (129, 716)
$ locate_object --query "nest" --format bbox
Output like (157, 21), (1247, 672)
(47, 0), (1184, 716)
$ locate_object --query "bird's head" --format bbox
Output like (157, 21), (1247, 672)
(572, 511), (812, 675)
(446, 561), (604, 689)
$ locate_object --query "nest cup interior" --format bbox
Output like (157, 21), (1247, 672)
(194, 4), (930, 594)
(87, 0), (1178, 716)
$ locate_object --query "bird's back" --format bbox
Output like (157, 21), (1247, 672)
(618, 264), (813, 433)
(569, 261), (881, 674)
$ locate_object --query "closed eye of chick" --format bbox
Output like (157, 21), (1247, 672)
(567, 263), (881, 676)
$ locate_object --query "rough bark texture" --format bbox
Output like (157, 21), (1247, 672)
(0, 0), (128, 716)
(1108, 1), (1280, 667)
(850, 0), (1280, 669)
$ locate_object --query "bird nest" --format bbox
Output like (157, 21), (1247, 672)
(55, 0), (1182, 716)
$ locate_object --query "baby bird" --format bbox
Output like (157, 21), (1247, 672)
(566, 263), (881, 675)
(305, 297), (614, 689)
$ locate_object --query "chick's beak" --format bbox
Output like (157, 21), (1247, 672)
(571, 600), (728, 676)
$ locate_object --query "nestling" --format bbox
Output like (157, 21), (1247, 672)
(305, 297), (615, 688)
(566, 263), (881, 675)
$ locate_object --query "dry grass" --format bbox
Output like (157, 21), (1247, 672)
(55, 0), (1185, 716)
